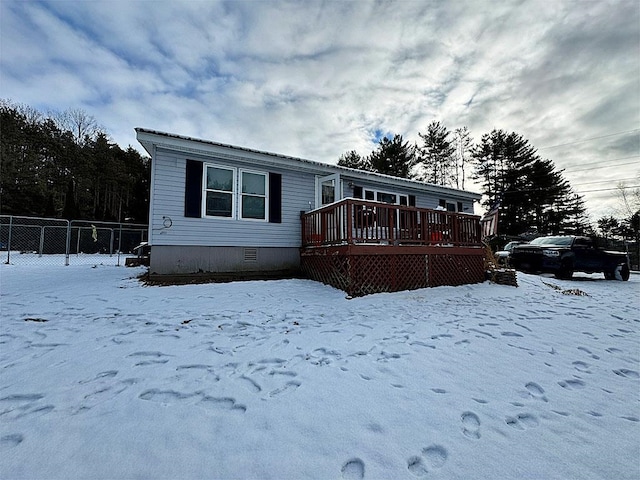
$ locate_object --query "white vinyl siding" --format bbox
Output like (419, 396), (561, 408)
(150, 149), (312, 248)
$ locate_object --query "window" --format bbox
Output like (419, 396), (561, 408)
(439, 198), (462, 212)
(202, 164), (269, 221)
(377, 192), (397, 204)
(240, 170), (268, 220)
(205, 165), (235, 217)
(321, 181), (335, 204)
(362, 189), (410, 228)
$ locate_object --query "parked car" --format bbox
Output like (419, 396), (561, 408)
(495, 241), (526, 266)
(511, 236), (630, 280)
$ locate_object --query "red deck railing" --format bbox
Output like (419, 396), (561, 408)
(301, 198), (482, 248)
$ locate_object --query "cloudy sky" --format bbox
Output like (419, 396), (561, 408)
(1, 0), (638, 220)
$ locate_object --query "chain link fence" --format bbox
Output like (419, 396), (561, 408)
(0, 215), (148, 266)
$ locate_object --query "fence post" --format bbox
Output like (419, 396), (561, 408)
(5, 216), (13, 264)
(109, 228), (114, 257)
(65, 220), (71, 266)
(117, 223), (123, 267)
(39, 226), (45, 257)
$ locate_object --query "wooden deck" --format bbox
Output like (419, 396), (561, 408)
(300, 198), (486, 296)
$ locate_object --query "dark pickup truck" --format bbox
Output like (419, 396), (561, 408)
(511, 236), (630, 280)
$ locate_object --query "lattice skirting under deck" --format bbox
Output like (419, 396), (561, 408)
(301, 248), (485, 297)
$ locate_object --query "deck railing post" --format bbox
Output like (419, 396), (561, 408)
(346, 200), (353, 244)
(452, 214), (459, 243)
(321, 211), (327, 244)
(300, 211), (307, 246)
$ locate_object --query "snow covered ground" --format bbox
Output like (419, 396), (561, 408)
(1, 262), (638, 480)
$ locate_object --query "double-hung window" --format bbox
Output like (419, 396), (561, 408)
(205, 165), (235, 217)
(203, 164), (268, 221)
(240, 170), (268, 220)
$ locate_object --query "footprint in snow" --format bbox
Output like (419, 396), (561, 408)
(525, 382), (548, 402)
(268, 380), (301, 398)
(577, 346), (600, 360)
(506, 413), (539, 430)
(0, 393), (54, 420)
(613, 369), (639, 379)
(408, 444), (448, 477)
(240, 376), (262, 393)
(407, 456), (428, 477)
(341, 458), (365, 479)
(461, 411), (481, 439)
(572, 361), (592, 373)
(423, 445), (447, 468)
(79, 370), (118, 384)
(0, 434), (24, 450)
(558, 379), (586, 389)
(139, 389), (246, 413)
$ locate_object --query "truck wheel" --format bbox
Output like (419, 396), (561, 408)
(616, 264), (630, 281)
(556, 260), (574, 280)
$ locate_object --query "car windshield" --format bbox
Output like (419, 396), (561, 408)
(529, 236), (573, 246)
(504, 242), (522, 251)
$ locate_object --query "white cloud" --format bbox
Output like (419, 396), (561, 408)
(1, 0), (638, 222)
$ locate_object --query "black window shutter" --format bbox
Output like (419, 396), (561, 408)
(439, 199), (446, 208)
(409, 195), (416, 207)
(184, 160), (203, 218)
(269, 172), (282, 223)
(353, 186), (363, 198)
(457, 201), (463, 212)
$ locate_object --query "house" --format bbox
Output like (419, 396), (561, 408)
(136, 128), (483, 290)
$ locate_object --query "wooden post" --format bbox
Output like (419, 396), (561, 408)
(300, 211), (307, 246)
(346, 200), (353, 244)
(389, 208), (395, 243)
(452, 214), (459, 243)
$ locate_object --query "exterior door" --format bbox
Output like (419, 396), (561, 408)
(316, 174), (341, 208)
(315, 174), (342, 242)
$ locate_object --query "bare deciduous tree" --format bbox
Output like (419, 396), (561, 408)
(51, 108), (103, 145)
(454, 126), (472, 190)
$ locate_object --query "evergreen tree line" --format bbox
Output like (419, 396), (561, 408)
(1, 100), (150, 223)
(337, 121), (591, 237)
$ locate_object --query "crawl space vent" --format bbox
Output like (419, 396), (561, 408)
(243, 248), (258, 262)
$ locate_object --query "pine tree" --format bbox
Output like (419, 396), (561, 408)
(470, 129), (508, 209)
(369, 135), (415, 178)
(337, 150), (371, 171)
(416, 121), (455, 186)
(597, 216), (620, 240)
(557, 191), (591, 235)
(471, 129), (586, 236)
